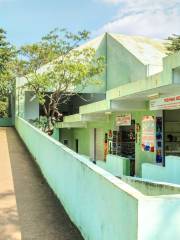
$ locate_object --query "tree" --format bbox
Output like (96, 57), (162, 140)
(0, 28), (17, 117)
(166, 34), (180, 54)
(18, 29), (105, 134)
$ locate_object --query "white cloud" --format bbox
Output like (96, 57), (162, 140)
(95, 0), (180, 38)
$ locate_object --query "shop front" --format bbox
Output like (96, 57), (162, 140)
(150, 94), (180, 164)
(95, 113), (136, 176)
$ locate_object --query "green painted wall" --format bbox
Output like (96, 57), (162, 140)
(15, 116), (140, 240)
(59, 128), (73, 149)
(138, 197), (180, 240)
(15, 116), (180, 240)
(96, 154), (130, 177)
(106, 34), (147, 90)
(80, 35), (107, 94)
(0, 118), (13, 127)
(142, 156), (180, 184)
(52, 128), (59, 141)
(72, 128), (90, 155)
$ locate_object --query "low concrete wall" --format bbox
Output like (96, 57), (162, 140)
(96, 154), (130, 177)
(138, 197), (180, 239)
(0, 118), (13, 127)
(15, 117), (180, 240)
(122, 176), (180, 196)
(142, 156), (180, 184)
(15, 117), (139, 240)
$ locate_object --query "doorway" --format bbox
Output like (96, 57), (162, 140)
(120, 120), (135, 176)
(75, 139), (79, 153)
(89, 128), (104, 161)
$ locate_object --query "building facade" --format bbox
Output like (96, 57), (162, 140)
(56, 34), (180, 183)
(16, 33), (180, 184)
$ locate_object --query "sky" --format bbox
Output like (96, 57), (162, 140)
(0, 0), (180, 46)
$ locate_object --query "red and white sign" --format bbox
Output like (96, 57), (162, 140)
(150, 95), (180, 110)
(116, 114), (131, 126)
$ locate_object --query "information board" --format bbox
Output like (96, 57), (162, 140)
(150, 95), (180, 110)
(141, 116), (155, 152)
(116, 114), (131, 126)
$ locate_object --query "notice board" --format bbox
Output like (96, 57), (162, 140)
(141, 116), (155, 152)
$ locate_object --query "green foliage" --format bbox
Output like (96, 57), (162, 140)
(0, 28), (17, 118)
(0, 28), (17, 99)
(166, 34), (180, 54)
(0, 98), (8, 118)
(29, 116), (48, 131)
(17, 28), (105, 134)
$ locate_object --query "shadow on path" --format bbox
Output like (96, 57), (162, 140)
(6, 128), (83, 240)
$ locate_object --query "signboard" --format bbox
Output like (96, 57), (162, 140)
(141, 116), (155, 152)
(150, 95), (180, 110)
(116, 114), (131, 126)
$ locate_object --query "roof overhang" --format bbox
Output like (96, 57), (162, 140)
(56, 121), (87, 129)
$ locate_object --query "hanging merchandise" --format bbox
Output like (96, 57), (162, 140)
(112, 130), (118, 155)
(135, 123), (141, 144)
(141, 116), (155, 152)
(156, 117), (163, 163)
(108, 129), (112, 138)
(108, 130), (113, 154)
(129, 128), (135, 141)
(104, 133), (108, 160)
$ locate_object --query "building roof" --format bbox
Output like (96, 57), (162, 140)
(18, 33), (167, 87)
(79, 33), (167, 75)
(110, 33), (167, 75)
(77, 34), (106, 50)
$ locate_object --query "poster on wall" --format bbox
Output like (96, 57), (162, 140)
(141, 116), (155, 152)
(116, 114), (131, 126)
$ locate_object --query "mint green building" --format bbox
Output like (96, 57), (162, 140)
(14, 33), (180, 240)
(16, 33), (180, 182)
(51, 33), (180, 183)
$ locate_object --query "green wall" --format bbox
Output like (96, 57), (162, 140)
(59, 129), (73, 148)
(106, 34), (147, 90)
(96, 154), (130, 177)
(72, 128), (90, 155)
(142, 156), (180, 184)
(0, 117), (13, 127)
(15, 116), (180, 240)
(15, 116), (139, 240)
(80, 34), (107, 94)
(52, 128), (60, 141)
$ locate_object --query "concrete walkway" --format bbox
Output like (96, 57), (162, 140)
(0, 128), (84, 240)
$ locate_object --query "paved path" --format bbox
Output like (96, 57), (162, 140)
(0, 128), (83, 240)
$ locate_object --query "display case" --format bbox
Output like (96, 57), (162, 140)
(165, 121), (180, 156)
(156, 117), (163, 163)
(112, 124), (135, 160)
